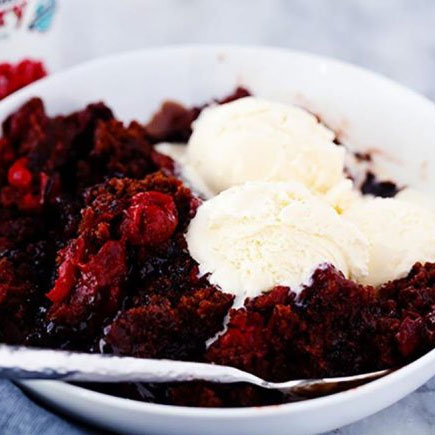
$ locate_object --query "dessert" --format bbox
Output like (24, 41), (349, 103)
(1, 88), (435, 408)
(343, 196), (435, 286)
(186, 181), (368, 304)
(159, 97), (345, 197)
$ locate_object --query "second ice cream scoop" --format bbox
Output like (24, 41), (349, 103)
(186, 181), (369, 304)
(343, 195), (435, 286)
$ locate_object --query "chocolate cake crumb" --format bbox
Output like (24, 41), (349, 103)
(361, 171), (400, 198)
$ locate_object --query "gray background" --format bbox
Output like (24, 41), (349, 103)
(58, 1), (435, 433)
(63, 0), (435, 100)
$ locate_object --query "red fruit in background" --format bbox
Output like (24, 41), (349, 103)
(122, 191), (178, 246)
(0, 59), (47, 100)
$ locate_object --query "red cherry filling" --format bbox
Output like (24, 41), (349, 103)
(7, 157), (32, 189)
(122, 191), (178, 246)
(46, 237), (86, 303)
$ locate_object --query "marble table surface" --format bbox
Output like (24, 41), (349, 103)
(36, 0), (435, 432)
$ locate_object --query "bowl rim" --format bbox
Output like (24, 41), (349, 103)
(2, 43), (434, 114)
(5, 44), (435, 419)
(20, 347), (435, 418)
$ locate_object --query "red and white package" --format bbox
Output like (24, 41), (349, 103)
(0, 0), (60, 99)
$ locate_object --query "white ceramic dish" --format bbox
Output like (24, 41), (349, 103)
(2, 45), (435, 434)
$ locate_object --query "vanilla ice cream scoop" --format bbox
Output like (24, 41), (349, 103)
(396, 187), (435, 211)
(187, 97), (345, 195)
(186, 181), (369, 305)
(343, 195), (435, 287)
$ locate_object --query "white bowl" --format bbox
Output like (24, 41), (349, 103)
(2, 45), (435, 434)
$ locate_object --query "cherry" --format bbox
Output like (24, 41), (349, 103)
(46, 238), (86, 303)
(78, 240), (126, 288)
(20, 192), (41, 212)
(122, 191), (178, 246)
(0, 60), (47, 100)
(8, 157), (32, 189)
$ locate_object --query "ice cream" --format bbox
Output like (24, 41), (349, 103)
(396, 187), (435, 211)
(342, 195), (435, 287)
(186, 97), (346, 196)
(159, 95), (435, 294)
(323, 178), (361, 213)
(186, 181), (369, 305)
